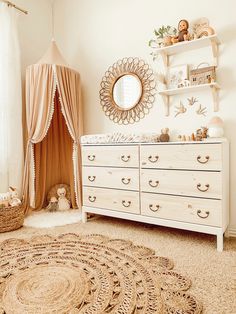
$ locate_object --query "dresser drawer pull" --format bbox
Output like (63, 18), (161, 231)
(148, 155), (159, 163)
(149, 204), (160, 212)
(197, 155), (210, 164)
(121, 178), (131, 185)
(88, 155), (96, 161)
(88, 176), (96, 182)
(121, 155), (131, 162)
(148, 180), (159, 188)
(122, 200), (131, 207)
(197, 210), (210, 219)
(88, 196), (96, 202)
(197, 183), (210, 192)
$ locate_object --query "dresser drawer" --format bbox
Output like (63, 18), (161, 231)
(141, 143), (222, 171)
(83, 167), (139, 191)
(82, 145), (139, 167)
(83, 187), (140, 214)
(141, 193), (222, 227)
(141, 169), (222, 199)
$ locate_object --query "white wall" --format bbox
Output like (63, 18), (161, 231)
(14, 0), (52, 74)
(55, 0), (235, 231)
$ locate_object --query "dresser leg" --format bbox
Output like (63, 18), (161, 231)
(82, 211), (87, 223)
(216, 232), (224, 252)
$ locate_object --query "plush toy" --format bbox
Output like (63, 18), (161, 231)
(8, 187), (21, 207)
(57, 187), (70, 211)
(160, 128), (170, 142)
(1, 187), (21, 207)
(46, 196), (58, 212)
(171, 19), (190, 44)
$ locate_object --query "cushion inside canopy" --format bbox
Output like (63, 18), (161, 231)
(34, 89), (76, 210)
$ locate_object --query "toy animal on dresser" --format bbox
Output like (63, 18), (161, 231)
(57, 187), (70, 211)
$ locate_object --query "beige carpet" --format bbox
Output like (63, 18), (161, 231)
(0, 215), (235, 313)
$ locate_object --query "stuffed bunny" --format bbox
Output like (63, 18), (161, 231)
(57, 187), (70, 211)
(8, 187), (21, 207)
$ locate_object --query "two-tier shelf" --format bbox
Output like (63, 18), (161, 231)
(156, 34), (221, 116)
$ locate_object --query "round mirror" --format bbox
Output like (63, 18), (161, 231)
(113, 74), (142, 110)
(100, 57), (156, 124)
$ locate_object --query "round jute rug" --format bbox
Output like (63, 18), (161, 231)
(0, 233), (202, 314)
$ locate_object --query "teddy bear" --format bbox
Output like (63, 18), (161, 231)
(171, 19), (190, 44)
(57, 187), (70, 211)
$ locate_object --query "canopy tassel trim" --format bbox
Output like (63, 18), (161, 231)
(53, 66), (80, 208)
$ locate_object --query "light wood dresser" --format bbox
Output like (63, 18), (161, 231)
(81, 140), (229, 251)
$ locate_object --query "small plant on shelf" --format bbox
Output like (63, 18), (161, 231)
(149, 25), (177, 60)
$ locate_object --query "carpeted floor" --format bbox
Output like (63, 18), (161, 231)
(0, 215), (235, 313)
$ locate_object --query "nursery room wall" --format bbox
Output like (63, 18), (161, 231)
(13, 0), (52, 143)
(53, 0), (236, 234)
(14, 0), (52, 75)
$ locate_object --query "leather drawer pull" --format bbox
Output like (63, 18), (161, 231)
(197, 155), (210, 164)
(88, 155), (96, 161)
(88, 176), (96, 182)
(149, 180), (159, 188)
(122, 200), (131, 207)
(88, 196), (96, 202)
(149, 204), (160, 212)
(197, 210), (210, 219)
(121, 178), (131, 185)
(148, 155), (159, 163)
(121, 155), (131, 162)
(197, 183), (210, 192)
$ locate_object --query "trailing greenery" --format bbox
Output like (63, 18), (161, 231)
(148, 25), (177, 61)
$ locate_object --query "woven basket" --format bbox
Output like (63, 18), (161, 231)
(0, 205), (24, 233)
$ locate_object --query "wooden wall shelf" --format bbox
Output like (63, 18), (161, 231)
(159, 83), (220, 116)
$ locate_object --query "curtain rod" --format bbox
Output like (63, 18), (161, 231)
(1, 0), (28, 14)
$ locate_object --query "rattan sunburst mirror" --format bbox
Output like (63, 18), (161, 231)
(99, 57), (156, 124)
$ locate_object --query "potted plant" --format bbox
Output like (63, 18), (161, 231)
(149, 25), (177, 60)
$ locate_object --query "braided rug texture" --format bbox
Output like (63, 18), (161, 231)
(0, 233), (202, 314)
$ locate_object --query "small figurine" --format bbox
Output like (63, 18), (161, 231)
(195, 129), (203, 141)
(46, 196), (58, 212)
(201, 127), (208, 139)
(160, 128), (170, 142)
(195, 127), (208, 141)
(171, 19), (190, 44)
(191, 133), (196, 141)
(57, 187), (70, 211)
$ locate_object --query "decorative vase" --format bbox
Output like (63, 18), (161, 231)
(163, 36), (172, 47)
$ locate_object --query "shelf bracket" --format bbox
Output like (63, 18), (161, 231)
(160, 52), (169, 68)
(161, 94), (170, 116)
(210, 39), (219, 66)
(211, 86), (219, 112)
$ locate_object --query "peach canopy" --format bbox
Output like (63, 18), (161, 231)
(22, 43), (83, 212)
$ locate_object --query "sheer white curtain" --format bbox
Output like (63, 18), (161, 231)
(0, 3), (23, 193)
